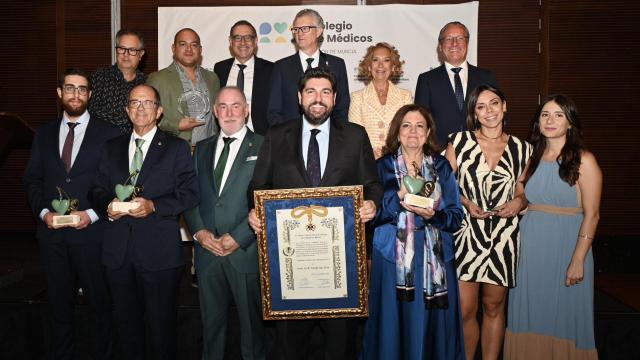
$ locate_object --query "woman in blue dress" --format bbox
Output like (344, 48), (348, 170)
(362, 104), (465, 359)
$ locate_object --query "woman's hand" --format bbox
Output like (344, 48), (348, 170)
(493, 197), (526, 218)
(565, 258), (585, 286)
(462, 198), (491, 219)
(401, 201), (435, 219)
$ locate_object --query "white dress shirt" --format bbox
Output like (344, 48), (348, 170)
(225, 57), (255, 131)
(444, 61), (469, 97)
(214, 126), (248, 193)
(128, 126), (157, 168)
(298, 49), (320, 71)
(301, 117), (330, 178)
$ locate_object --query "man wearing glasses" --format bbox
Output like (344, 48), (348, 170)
(148, 28), (220, 145)
(89, 29), (147, 134)
(214, 20), (273, 136)
(267, 8), (350, 125)
(415, 21), (499, 146)
(24, 68), (120, 360)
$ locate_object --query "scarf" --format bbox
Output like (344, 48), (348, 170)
(174, 61), (215, 144)
(394, 148), (448, 309)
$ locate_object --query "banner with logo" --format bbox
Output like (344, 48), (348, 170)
(158, 3), (478, 95)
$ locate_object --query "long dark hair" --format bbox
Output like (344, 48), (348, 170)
(381, 104), (440, 156)
(524, 94), (585, 186)
(465, 84), (508, 130)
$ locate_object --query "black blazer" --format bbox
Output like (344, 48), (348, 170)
(24, 117), (120, 243)
(266, 51), (350, 126)
(90, 129), (199, 271)
(214, 57), (274, 136)
(415, 64), (499, 147)
(249, 118), (382, 208)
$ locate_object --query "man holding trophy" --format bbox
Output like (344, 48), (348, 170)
(90, 84), (199, 359)
(24, 67), (120, 360)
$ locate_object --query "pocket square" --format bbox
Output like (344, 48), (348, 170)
(246, 156), (258, 161)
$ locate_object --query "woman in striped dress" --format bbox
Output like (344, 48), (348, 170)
(445, 85), (532, 360)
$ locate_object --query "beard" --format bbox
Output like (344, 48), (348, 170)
(302, 101), (332, 126)
(62, 99), (88, 118)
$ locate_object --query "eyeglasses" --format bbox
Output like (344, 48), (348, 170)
(127, 100), (158, 109)
(115, 46), (143, 56)
(291, 26), (317, 34)
(62, 85), (89, 96)
(230, 35), (256, 43)
(441, 36), (468, 44)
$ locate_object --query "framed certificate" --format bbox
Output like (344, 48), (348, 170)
(254, 185), (368, 320)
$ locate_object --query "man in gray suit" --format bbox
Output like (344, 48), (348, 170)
(185, 86), (264, 360)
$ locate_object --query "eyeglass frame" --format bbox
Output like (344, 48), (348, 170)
(291, 26), (318, 34)
(62, 84), (90, 96)
(127, 99), (158, 109)
(230, 34), (256, 43)
(115, 46), (144, 56)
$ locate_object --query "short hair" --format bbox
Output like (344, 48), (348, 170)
(214, 86), (248, 105)
(357, 42), (405, 84)
(229, 20), (257, 37)
(58, 67), (92, 91)
(465, 84), (507, 130)
(130, 84), (162, 107)
(438, 21), (470, 43)
(174, 28), (201, 44)
(115, 28), (145, 49)
(293, 9), (325, 46)
(298, 67), (336, 93)
(382, 104), (440, 157)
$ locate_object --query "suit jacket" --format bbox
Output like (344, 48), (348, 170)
(266, 51), (350, 126)
(147, 63), (220, 142)
(414, 64), (499, 147)
(90, 129), (199, 271)
(249, 119), (383, 208)
(214, 57), (274, 136)
(24, 117), (120, 243)
(184, 130), (263, 274)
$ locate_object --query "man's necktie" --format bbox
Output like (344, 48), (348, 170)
(236, 64), (247, 92)
(214, 137), (236, 191)
(131, 138), (145, 184)
(61, 122), (78, 173)
(451, 67), (465, 111)
(305, 58), (314, 72)
(307, 129), (321, 187)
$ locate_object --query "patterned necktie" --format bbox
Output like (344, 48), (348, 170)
(61, 122), (78, 173)
(451, 67), (465, 111)
(131, 138), (145, 184)
(307, 129), (321, 187)
(305, 58), (314, 72)
(236, 64), (247, 92)
(214, 137), (236, 192)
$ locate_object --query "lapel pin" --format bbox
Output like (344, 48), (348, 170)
(249, 142), (253, 147)
(158, 141), (162, 146)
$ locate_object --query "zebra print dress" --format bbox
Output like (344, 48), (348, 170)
(449, 131), (532, 287)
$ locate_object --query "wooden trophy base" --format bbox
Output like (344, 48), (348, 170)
(111, 201), (140, 212)
(404, 194), (434, 209)
(53, 214), (81, 227)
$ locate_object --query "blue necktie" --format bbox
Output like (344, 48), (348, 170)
(307, 129), (321, 187)
(451, 67), (464, 111)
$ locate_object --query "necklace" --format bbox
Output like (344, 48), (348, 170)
(477, 129), (503, 140)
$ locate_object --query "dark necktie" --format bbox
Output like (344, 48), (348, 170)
(305, 58), (314, 72)
(307, 129), (321, 187)
(131, 138), (145, 184)
(236, 64), (247, 92)
(214, 137), (236, 191)
(451, 67), (465, 111)
(61, 122), (78, 173)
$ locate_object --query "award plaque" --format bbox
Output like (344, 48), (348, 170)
(402, 162), (435, 209)
(177, 89), (210, 121)
(51, 186), (80, 227)
(111, 171), (143, 213)
(254, 186), (368, 320)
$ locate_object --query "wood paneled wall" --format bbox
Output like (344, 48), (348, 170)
(1, 0), (637, 235)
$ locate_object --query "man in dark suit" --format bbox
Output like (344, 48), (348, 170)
(267, 8), (350, 125)
(90, 84), (199, 360)
(184, 87), (265, 360)
(24, 67), (119, 360)
(248, 68), (383, 360)
(415, 21), (499, 146)
(214, 20), (273, 136)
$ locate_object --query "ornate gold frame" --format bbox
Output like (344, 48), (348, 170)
(254, 185), (368, 320)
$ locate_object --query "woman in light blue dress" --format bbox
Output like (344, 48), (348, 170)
(505, 95), (602, 359)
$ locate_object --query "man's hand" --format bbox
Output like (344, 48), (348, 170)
(220, 234), (240, 256)
(178, 117), (206, 131)
(359, 200), (377, 223)
(68, 211), (91, 230)
(248, 209), (261, 233)
(195, 230), (224, 256)
(128, 197), (155, 218)
(107, 198), (127, 220)
(43, 212), (56, 229)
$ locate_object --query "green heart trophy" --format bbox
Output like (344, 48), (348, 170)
(402, 161), (436, 209)
(111, 170), (144, 213)
(51, 186), (80, 227)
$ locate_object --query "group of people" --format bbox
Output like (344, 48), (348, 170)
(23, 7), (601, 360)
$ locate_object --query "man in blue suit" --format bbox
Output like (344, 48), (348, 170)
(24, 67), (120, 360)
(415, 21), (499, 147)
(267, 8), (350, 125)
(91, 84), (199, 360)
(185, 87), (264, 359)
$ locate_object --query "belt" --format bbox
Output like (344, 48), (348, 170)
(528, 203), (582, 216)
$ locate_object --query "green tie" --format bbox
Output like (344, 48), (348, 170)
(214, 137), (236, 191)
(131, 138), (145, 184)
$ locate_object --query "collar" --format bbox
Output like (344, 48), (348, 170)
(444, 61), (468, 72)
(233, 56), (255, 67)
(131, 125), (157, 143)
(299, 49), (320, 62)
(302, 116), (331, 133)
(220, 125), (248, 139)
(62, 110), (90, 125)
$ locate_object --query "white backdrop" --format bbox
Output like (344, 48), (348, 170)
(158, 3), (478, 94)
